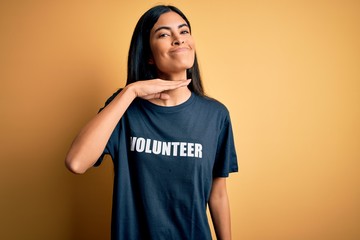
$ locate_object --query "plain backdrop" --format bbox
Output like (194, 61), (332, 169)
(1, 0), (359, 239)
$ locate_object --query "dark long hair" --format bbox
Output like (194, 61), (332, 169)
(126, 5), (205, 96)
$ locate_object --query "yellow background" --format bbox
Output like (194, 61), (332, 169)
(1, 0), (359, 239)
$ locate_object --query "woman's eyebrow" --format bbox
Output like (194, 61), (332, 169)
(154, 23), (189, 33)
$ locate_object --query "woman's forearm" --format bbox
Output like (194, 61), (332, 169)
(65, 86), (136, 174)
(209, 178), (232, 240)
(65, 79), (191, 174)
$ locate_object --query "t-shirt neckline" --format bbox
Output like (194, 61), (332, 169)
(140, 92), (196, 113)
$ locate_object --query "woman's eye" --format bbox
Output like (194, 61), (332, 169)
(181, 30), (190, 34)
(159, 33), (169, 38)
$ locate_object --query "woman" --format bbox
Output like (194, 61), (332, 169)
(66, 5), (238, 240)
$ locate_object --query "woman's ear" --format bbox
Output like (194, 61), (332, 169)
(148, 58), (154, 65)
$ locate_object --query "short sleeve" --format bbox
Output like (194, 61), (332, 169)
(212, 112), (238, 177)
(93, 89), (122, 167)
(94, 123), (120, 167)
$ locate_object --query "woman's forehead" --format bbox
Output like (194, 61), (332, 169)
(152, 12), (187, 31)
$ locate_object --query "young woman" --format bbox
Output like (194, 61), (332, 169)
(66, 5), (238, 240)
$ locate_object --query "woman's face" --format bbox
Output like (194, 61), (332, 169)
(149, 11), (195, 79)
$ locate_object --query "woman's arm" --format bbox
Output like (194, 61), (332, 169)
(65, 79), (191, 174)
(208, 177), (232, 240)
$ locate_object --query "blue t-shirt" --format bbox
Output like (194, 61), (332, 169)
(96, 90), (238, 240)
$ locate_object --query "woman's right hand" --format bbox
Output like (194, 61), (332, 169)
(126, 78), (191, 100)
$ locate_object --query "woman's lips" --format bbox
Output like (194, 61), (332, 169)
(170, 47), (190, 53)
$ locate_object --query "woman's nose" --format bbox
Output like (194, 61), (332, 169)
(172, 37), (185, 46)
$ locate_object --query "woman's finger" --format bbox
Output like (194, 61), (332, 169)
(133, 79), (191, 99)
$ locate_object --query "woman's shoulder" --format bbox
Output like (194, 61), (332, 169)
(98, 88), (123, 112)
(195, 94), (230, 114)
(105, 88), (123, 105)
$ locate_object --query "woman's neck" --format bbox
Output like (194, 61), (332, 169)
(158, 71), (187, 81)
